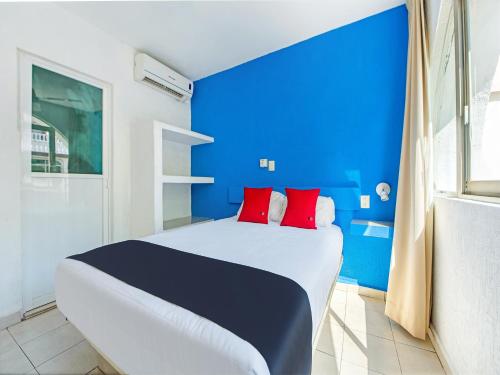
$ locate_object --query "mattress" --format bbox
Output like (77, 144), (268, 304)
(55, 217), (343, 375)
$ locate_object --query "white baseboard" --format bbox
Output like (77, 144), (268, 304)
(0, 311), (22, 330)
(428, 323), (454, 375)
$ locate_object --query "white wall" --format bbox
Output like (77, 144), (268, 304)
(432, 197), (500, 374)
(0, 3), (191, 322)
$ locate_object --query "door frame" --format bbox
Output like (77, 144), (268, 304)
(18, 50), (113, 313)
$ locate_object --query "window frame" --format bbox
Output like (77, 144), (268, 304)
(455, 0), (500, 199)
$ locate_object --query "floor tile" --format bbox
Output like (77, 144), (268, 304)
(329, 297), (346, 327)
(97, 356), (119, 375)
(332, 290), (348, 305)
(335, 283), (348, 292)
(340, 361), (383, 375)
(86, 367), (104, 375)
(347, 293), (386, 314)
(342, 328), (400, 375)
(390, 320), (435, 352)
(396, 343), (444, 375)
(344, 306), (393, 340)
(36, 341), (99, 375)
(0, 342), (35, 375)
(356, 287), (385, 301)
(8, 309), (67, 345)
(332, 305), (346, 326)
(345, 284), (365, 295)
(312, 350), (341, 375)
(343, 285), (385, 301)
(22, 323), (84, 366)
(316, 314), (344, 358)
(0, 329), (17, 353)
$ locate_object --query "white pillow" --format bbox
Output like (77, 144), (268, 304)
(315, 196), (335, 227)
(237, 191), (286, 222)
(279, 195), (335, 227)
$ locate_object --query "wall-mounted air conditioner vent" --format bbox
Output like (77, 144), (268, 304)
(134, 53), (193, 102)
(142, 76), (184, 99)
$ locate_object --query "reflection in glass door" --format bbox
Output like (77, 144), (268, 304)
(19, 53), (110, 313)
(31, 65), (103, 175)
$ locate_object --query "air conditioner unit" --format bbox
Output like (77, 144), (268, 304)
(134, 53), (193, 102)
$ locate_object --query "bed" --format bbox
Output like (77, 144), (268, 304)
(56, 215), (344, 375)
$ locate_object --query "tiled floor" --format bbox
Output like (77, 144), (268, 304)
(0, 308), (105, 375)
(314, 283), (445, 375)
(0, 283), (445, 375)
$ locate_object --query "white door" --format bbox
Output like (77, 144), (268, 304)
(19, 53), (111, 313)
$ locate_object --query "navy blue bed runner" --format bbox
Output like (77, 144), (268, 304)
(69, 240), (312, 375)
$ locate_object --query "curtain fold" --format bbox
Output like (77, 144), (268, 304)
(384, 0), (433, 340)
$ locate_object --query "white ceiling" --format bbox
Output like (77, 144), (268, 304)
(60, 1), (405, 81)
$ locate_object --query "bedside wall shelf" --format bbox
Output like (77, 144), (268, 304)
(162, 175), (214, 184)
(350, 219), (394, 239)
(339, 219), (394, 292)
(163, 216), (213, 230)
(157, 121), (214, 145)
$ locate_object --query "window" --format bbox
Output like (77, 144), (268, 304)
(431, 0), (457, 193)
(31, 65), (103, 175)
(433, 0), (500, 198)
(462, 0), (500, 196)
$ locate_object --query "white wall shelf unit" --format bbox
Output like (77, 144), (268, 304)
(154, 121), (214, 233)
(159, 121), (214, 145)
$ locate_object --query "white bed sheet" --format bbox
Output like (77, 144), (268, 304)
(56, 217), (343, 375)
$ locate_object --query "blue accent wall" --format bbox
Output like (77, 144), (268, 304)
(191, 6), (408, 290)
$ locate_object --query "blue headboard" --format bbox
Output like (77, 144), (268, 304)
(228, 186), (361, 231)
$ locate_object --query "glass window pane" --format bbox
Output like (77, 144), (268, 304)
(468, 0), (500, 181)
(31, 65), (103, 174)
(431, 0), (457, 192)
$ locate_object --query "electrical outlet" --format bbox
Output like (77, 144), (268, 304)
(259, 159), (268, 168)
(360, 195), (370, 209)
(268, 160), (275, 172)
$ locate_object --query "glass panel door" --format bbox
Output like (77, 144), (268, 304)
(20, 53), (110, 312)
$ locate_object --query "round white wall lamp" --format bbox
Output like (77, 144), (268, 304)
(376, 182), (391, 202)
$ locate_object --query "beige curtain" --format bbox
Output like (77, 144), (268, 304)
(384, 0), (433, 340)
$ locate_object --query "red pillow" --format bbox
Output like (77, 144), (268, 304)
(280, 188), (320, 229)
(238, 187), (273, 224)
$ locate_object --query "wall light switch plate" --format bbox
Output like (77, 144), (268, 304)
(260, 159), (268, 168)
(361, 195), (370, 209)
(268, 160), (275, 172)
